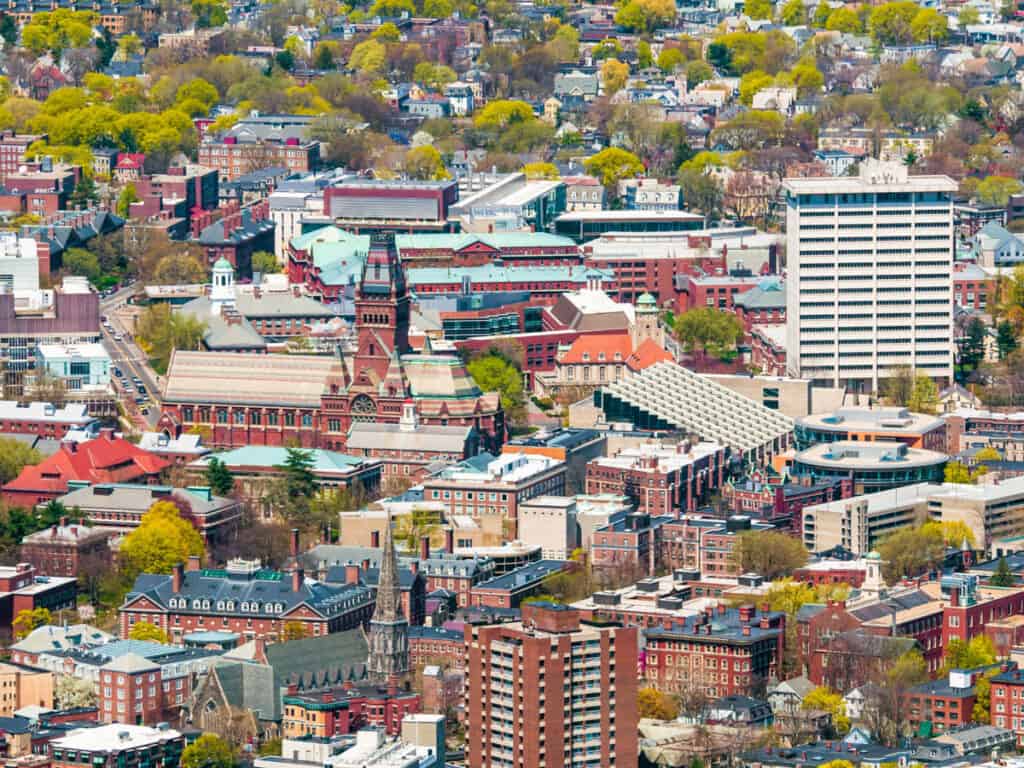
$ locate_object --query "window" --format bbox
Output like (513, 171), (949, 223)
(301, 413), (313, 427)
(217, 410), (228, 424)
(234, 411), (245, 425)
(285, 412), (295, 427)
(268, 412), (279, 426)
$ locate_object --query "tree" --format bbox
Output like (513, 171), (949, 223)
(998, 321), (1018, 360)
(910, 7), (948, 43)
(638, 686), (679, 720)
(135, 304), (207, 374)
(880, 365), (914, 406)
(613, 0), (676, 31)
(977, 175), (1023, 206)
(116, 183), (138, 218)
(826, 7), (861, 32)
(745, 0), (773, 20)
(467, 351), (526, 428)
(991, 556), (1016, 587)
(944, 460), (988, 485)
(0, 437), (41, 484)
(252, 251), (280, 275)
(678, 169), (724, 225)
(802, 687), (850, 736)
(868, 1), (919, 44)
(685, 61), (714, 88)
(55, 675), (96, 708)
(474, 99), (535, 130)
(973, 669), (1000, 722)
(62, 248), (101, 284)
(907, 374), (938, 414)
(600, 59), (630, 96)
(940, 636), (996, 676)
(403, 145), (450, 180)
(657, 47), (686, 73)
(349, 39), (387, 75)
(128, 622), (170, 643)
(13, 607), (51, 639)
(877, 524), (945, 582)
(119, 500), (205, 578)
(921, 519), (975, 548)
(731, 530), (808, 579)
(280, 621), (308, 642)
(68, 175), (97, 209)
(278, 447), (317, 500)
(780, 0), (806, 25)
(522, 162), (559, 180)
(959, 6), (980, 29)
(181, 734), (236, 768)
(674, 307), (744, 360)
(584, 147), (644, 190)
(739, 70), (774, 106)
(961, 317), (987, 371)
(191, 0), (228, 27)
(205, 457), (235, 497)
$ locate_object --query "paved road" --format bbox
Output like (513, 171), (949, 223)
(100, 283), (161, 430)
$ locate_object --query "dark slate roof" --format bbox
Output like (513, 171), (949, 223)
(407, 625), (462, 642)
(125, 568), (373, 621)
(197, 208), (275, 246)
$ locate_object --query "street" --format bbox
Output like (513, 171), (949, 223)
(100, 283), (162, 430)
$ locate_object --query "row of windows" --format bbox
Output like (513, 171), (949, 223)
(181, 407), (313, 428)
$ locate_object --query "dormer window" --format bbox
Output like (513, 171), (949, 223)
(598, 352), (605, 361)
(582, 352), (590, 362)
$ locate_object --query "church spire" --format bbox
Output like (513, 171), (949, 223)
(367, 513), (409, 682)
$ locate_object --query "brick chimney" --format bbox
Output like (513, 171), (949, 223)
(292, 566), (304, 592)
(950, 587), (960, 607)
(290, 528), (300, 558)
(59, 516), (68, 527)
(187, 555), (201, 571)
(172, 562), (184, 593)
(345, 563), (360, 585)
(445, 528), (454, 553)
(371, 530), (380, 548)
(361, 558), (370, 572)
(420, 536), (430, 561)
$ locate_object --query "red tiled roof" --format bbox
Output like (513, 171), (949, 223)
(2, 434), (169, 496)
(116, 154), (145, 169)
(558, 332), (634, 365)
(626, 338), (673, 371)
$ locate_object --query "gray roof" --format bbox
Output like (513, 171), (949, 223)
(178, 299), (267, 351)
(56, 484), (234, 518)
(733, 279), (786, 311)
(233, 291), (336, 320)
(345, 422), (474, 453)
(197, 208), (274, 246)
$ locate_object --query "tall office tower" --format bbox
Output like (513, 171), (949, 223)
(783, 159), (957, 393)
(465, 602), (638, 768)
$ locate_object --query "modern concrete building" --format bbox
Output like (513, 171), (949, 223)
(783, 159), (956, 392)
(795, 406), (947, 452)
(792, 440), (947, 495)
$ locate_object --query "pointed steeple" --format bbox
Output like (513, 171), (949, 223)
(367, 513), (409, 682)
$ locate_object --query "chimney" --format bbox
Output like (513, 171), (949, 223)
(420, 535), (430, 561)
(292, 566), (304, 592)
(253, 636), (267, 663)
(187, 555), (201, 571)
(290, 528), (300, 558)
(361, 558), (370, 572)
(717, 603), (726, 615)
(59, 516), (68, 527)
(742, 624), (751, 636)
(172, 563), (184, 593)
(371, 530), (380, 548)
(345, 563), (361, 585)
(760, 615), (770, 630)
(445, 528), (454, 553)
(950, 587), (960, 607)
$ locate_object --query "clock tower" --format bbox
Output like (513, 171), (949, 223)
(351, 232), (410, 390)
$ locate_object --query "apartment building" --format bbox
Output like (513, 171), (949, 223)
(464, 602), (638, 768)
(783, 159), (956, 392)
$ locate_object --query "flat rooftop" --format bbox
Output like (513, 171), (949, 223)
(796, 441), (948, 470)
(799, 406), (946, 435)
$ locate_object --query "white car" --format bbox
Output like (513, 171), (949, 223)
(113, 334), (123, 342)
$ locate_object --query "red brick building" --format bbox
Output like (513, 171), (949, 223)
(0, 132), (45, 183)
(723, 472), (853, 533)
(591, 513), (674, 577)
(0, 563), (77, 638)
(953, 262), (995, 311)
(990, 664), (1024, 744)
(903, 669), (983, 736)
(467, 560), (573, 609)
(20, 517), (111, 579)
(0, 401), (96, 440)
(465, 603), (638, 768)
(407, 626), (465, 671)
(585, 441), (728, 515)
(198, 137), (320, 181)
(1, 431), (169, 507)
(644, 603), (785, 698)
(395, 233), (580, 267)
(119, 559), (375, 644)
(282, 684), (421, 738)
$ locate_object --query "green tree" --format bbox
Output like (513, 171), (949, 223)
(116, 183), (138, 218)
(998, 320), (1018, 359)
(119, 500), (205, 579)
(277, 447), (317, 500)
(613, 0), (676, 31)
(600, 58), (630, 96)
(638, 686), (680, 720)
(128, 622), (170, 643)
(13, 607), (51, 639)
(403, 145), (450, 180)
(678, 168), (724, 225)
(280, 621), (308, 642)
(136, 304), (207, 374)
(685, 60), (714, 88)
(940, 635), (996, 676)
(191, 0), (227, 27)
(370, 0), (415, 15)
(674, 307), (744, 360)
(0, 437), (42, 484)
(887, 648), (929, 687)
(252, 251), (281, 275)
(474, 99), (535, 130)
(522, 162), (560, 180)
(657, 47), (686, 73)
(961, 317), (987, 371)
(466, 350), (526, 428)
(813, 1), (832, 26)
(62, 248), (101, 284)
(802, 686), (850, 735)
(907, 374), (938, 414)
(204, 457), (235, 497)
(977, 175), (1023, 206)
(731, 529), (808, 579)
(584, 147), (644, 189)
(181, 734), (236, 768)
(780, 0), (805, 24)
(959, 6), (980, 28)
(739, 70), (774, 105)
(869, 1), (920, 44)
(69, 175), (97, 209)
(745, 0), (773, 20)
(349, 39), (387, 75)
(636, 40), (653, 69)
(991, 556), (1016, 587)
(944, 460), (988, 485)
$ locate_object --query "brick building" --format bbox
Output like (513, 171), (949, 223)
(407, 625), (465, 671)
(193, 201), (275, 280)
(465, 603), (638, 768)
(281, 684), (421, 738)
(119, 559), (375, 643)
(644, 603), (786, 699)
(0, 563), (76, 639)
(903, 669), (983, 736)
(20, 517), (111, 579)
(591, 513), (674, 577)
(722, 471), (852, 533)
(990, 664), (1024, 744)
(585, 440), (728, 515)
(160, 233), (505, 453)
(198, 137), (320, 182)
(467, 560), (573, 609)
(659, 515), (776, 579)
(0, 401), (96, 440)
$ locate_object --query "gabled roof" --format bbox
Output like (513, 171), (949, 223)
(626, 338), (673, 372)
(2, 434), (168, 496)
(558, 332), (633, 365)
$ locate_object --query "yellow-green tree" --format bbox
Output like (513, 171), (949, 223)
(745, 0), (773, 20)
(910, 7), (948, 42)
(977, 175), (1024, 206)
(614, 0), (676, 31)
(403, 145), (450, 180)
(976, 446), (1002, 462)
(739, 70), (774, 105)
(826, 7), (861, 32)
(920, 520), (975, 548)
(474, 99), (535, 130)
(181, 734), (236, 768)
(601, 59), (630, 96)
(120, 501), (205, 578)
(939, 635), (996, 676)
(13, 607), (51, 639)
(584, 147), (644, 189)
(128, 622), (170, 643)
(349, 39), (387, 75)
(522, 162), (559, 180)
(944, 461), (988, 485)
(802, 686), (850, 734)
(280, 621), (308, 642)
